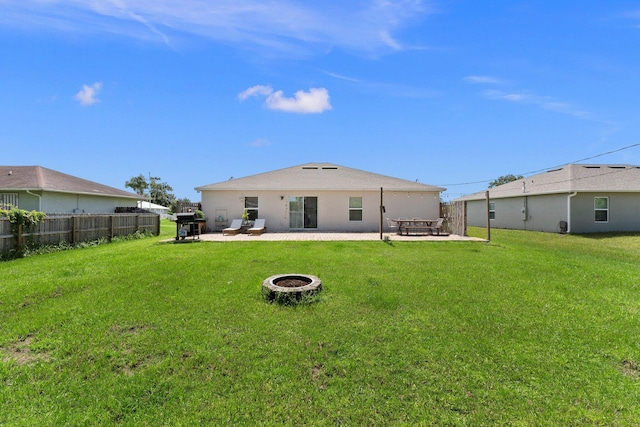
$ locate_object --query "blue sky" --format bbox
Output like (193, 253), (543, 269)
(2, 1), (640, 201)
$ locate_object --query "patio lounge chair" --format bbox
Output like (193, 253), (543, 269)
(248, 218), (266, 235)
(222, 219), (243, 235)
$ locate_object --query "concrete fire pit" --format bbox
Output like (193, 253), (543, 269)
(262, 274), (322, 304)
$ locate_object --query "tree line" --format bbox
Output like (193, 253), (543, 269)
(125, 174), (192, 214)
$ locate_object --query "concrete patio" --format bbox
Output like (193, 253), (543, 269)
(187, 232), (485, 242)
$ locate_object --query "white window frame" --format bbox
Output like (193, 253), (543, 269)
(489, 201), (496, 220)
(348, 197), (363, 222)
(244, 196), (259, 221)
(594, 197), (609, 223)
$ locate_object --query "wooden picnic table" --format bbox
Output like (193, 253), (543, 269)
(392, 219), (439, 235)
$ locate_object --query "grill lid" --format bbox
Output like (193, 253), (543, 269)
(176, 213), (197, 222)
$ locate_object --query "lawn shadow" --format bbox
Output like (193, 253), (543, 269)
(576, 232), (640, 240)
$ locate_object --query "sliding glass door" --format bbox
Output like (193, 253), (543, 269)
(289, 196), (318, 229)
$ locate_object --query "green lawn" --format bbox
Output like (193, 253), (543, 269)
(2, 222), (640, 425)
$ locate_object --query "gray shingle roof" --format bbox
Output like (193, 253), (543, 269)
(196, 163), (445, 192)
(0, 166), (140, 199)
(458, 164), (640, 200)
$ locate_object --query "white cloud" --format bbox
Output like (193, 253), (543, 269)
(324, 70), (437, 98)
(250, 138), (272, 148)
(238, 85), (274, 101)
(0, 1), (433, 56)
(469, 79), (594, 119)
(74, 82), (103, 106)
(502, 93), (529, 102)
(463, 75), (502, 84)
(239, 85), (332, 114)
(322, 71), (362, 83)
(265, 88), (331, 114)
(623, 9), (640, 19)
(624, 9), (640, 28)
(480, 89), (592, 119)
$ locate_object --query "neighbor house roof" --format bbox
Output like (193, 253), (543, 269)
(195, 163), (446, 193)
(458, 164), (640, 201)
(0, 166), (140, 199)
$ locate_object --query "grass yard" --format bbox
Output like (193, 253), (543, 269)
(1, 222), (640, 425)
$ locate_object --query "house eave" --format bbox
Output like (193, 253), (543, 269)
(3, 187), (142, 200)
(196, 186), (445, 193)
(461, 188), (640, 201)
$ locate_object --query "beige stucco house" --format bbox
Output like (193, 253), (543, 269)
(458, 164), (640, 234)
(196, 163), (445, 232)
(0, 166), (140, 214)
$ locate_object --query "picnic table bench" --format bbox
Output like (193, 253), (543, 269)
(391, 218), (444, 236)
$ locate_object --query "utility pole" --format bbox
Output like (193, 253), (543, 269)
(485, 190), (491, 242)
(379, 187), (384, 240)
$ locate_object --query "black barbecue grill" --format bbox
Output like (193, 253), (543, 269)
(175, 213), (205, 240)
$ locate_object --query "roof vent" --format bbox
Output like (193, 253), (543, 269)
(302, 167), (318, 170)
(8, 170), (12, 176)
(322, 167), (338, 170)
(608, 166), (626, 169)
(584, 166), (601, 169)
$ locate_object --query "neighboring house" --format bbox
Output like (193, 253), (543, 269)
(138, 201), (171, 219)
(457, 164), (640, 234)
(0, 166), (140, 214)
(196, 163), (445, 232)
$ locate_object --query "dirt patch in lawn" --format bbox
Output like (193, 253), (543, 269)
(621, 359), (640, 378)
(1, 336), (50, 365)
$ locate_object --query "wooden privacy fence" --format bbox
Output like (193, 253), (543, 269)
(440, 201), (466, 236)
(0, 213), (160, 252)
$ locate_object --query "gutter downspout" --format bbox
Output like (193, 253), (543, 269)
(26, 190), (42, 211)
(567, 192), (577, 233)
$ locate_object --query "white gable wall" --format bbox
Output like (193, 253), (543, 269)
(201, 189), (441, 232)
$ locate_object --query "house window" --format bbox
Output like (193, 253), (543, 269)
(244, 197), (258, 221)
(349, 197), (363, 222)
(594, 197), (608, 222)
(0, 193), (18, 209)
(489, 201), (496, 220)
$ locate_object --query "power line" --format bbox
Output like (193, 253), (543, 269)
(436, 142), (640, 187)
